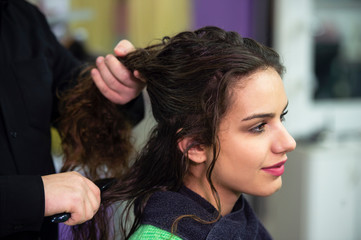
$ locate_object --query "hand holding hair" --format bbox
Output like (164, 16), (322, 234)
(91, 40), (146, 105)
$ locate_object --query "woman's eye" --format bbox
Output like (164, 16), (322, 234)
(250, 123), (266, 133)
(280, 110), (288, 122)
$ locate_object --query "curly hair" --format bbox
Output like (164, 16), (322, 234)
(67, 26), (285, 239)
(57, 67), (133, 180)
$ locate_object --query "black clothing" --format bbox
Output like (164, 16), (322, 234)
(0, 0), (79, 238)
(0, 0), (144, 239)
(141, 186), (272, 239)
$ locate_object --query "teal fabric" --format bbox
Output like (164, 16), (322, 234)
(130, 224), (182, 240)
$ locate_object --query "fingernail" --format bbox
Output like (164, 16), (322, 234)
(115, 47), (126, 55)
(96, 56), (104, 64)
(105, 54), (113, 60)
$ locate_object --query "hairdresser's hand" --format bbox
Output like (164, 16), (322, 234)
(42, 171), (100, 225)
(92, 40), (145, 105)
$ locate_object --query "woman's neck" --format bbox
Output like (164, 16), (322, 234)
(184, 172), (240, 216)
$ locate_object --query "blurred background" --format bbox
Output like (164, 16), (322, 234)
(28, 0), (361, 239)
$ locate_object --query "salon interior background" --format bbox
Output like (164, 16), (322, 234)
(28, 0), (361, 239)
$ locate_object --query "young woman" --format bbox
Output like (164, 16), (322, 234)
(65, 26), (296, 239)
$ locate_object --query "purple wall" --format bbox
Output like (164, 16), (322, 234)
(193, 0), (253, 37)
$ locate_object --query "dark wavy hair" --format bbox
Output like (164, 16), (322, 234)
(58, 67), (133, 180)
(67, 26), (285, 239)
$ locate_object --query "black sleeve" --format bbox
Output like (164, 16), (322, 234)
(121, 93), (145, 127)
(0, 1), (58, 237)
(0, 175), (44, 237)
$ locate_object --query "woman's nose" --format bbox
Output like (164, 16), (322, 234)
(272, 125), (297, 154)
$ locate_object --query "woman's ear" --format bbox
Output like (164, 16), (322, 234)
(177, 137), (208, 164)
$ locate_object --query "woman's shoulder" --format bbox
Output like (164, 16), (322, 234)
(129, 224), (182, 240)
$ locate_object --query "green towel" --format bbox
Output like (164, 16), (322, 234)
(130, 224), (182, 240)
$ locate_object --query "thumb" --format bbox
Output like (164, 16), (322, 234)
(114, 39), (135, 57)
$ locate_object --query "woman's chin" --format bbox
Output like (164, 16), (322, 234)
(253, 177), (283, 197)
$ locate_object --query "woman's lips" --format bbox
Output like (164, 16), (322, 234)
(261, 160), (287, 176)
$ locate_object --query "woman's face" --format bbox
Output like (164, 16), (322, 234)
(210, 67), (296, 201)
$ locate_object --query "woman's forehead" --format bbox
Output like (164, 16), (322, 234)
(226, 68), (286, 116)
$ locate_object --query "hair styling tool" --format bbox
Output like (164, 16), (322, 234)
(50, 178), (116, 223)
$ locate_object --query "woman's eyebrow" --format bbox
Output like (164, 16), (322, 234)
(242, 113), (275, 121)
(242, 101), (289, 121)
